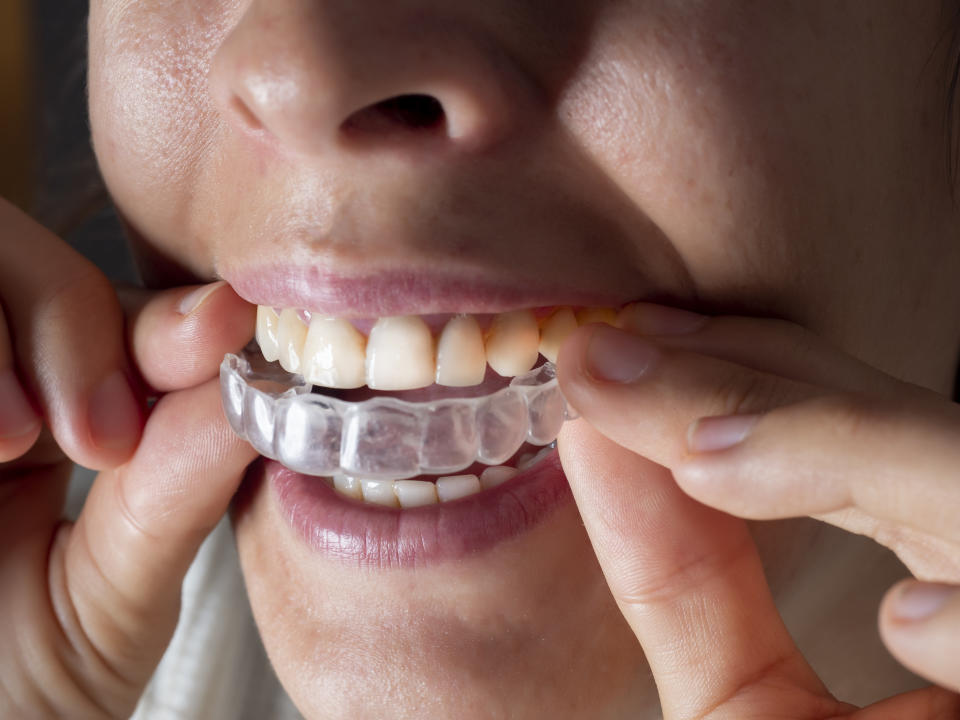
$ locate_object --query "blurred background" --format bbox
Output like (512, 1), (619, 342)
(3, 0), (135, 283)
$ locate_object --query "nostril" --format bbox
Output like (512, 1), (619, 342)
(377, 94), (445, 129)
(342, 94), (447, 136)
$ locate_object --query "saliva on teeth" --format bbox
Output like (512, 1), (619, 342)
(223, 303), (629, 507)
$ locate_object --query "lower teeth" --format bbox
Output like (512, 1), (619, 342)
(326, 442), (557, 508)
(221, 345), (574, 484)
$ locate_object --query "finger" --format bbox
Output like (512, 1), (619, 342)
(125, 281), (256, 393)
(850, 686), (960, 719)
(617, 302), (897, 396)
(557, 323), (818, 471)
(558, 421), (839, 719)
(673, 394), (960, 550)
(0, 198), (142, 470)
(47, 379), (257, 710)
(0, 304), (42, 461)
(880, 581), (960, 694)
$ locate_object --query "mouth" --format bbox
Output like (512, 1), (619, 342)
(223, 300), (628, 566)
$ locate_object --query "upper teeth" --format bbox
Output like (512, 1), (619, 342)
(256, 305), (623, 391)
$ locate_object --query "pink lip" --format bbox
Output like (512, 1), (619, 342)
(267, 453), (572, 568)
(222, 264), (632, 317)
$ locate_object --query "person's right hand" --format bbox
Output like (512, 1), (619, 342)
(0, 198), (258, 719)
(557, 305), (960, 718)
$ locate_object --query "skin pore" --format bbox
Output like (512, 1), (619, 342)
(85, 1), (960, 717)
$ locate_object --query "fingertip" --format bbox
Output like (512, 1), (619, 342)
(881, 580), (956, 627)
(0, 368), (42, 436)
(556, 326), (670, 467)
(556, 324), (659, 402)
(175, 281), (256, 358)
(580, 323), (660, 384)
(182, 280), (254, 321)
(0, 425), (43, 464)
(0, 368), (43, 462)
(86, 370), (144, 459)
(879, 580), (960, 693)
(177, 280), (229, 316)
(133, 282), (255, 393)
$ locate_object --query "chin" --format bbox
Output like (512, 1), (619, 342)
(231, 446), (650, 719)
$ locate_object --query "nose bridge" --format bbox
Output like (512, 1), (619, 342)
(209, 0), (537, 155)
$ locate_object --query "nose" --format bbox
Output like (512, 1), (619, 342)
(209, 0), (539, 156)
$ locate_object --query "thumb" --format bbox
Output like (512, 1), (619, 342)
(48, 379), (257, 714)
(557, 417), (838, 718)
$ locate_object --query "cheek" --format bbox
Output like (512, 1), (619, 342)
(558, 8), (800, 305)
(557, 2), (940, 328)
(88, 1), (239, 257)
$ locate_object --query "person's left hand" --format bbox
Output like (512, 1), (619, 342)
(556, 303), (960, 718)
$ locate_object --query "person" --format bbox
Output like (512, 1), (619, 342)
(2, 1), (959, 717)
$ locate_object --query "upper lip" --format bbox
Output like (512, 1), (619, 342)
(220, 262), (647, 317)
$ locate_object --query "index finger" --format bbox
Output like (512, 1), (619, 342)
(557, 322), (820, 471)
(122, 281), (255, 394)
(0, 198), (142, 470)
(616, 302), (899, 397)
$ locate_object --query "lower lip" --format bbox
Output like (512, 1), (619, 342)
(267, 453), (572, 568)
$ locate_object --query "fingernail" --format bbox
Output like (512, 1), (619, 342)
(688, 414), (760, 453)
(891, 583), (956, 622)
(0, 369), (40, 439)
(616, 303), (708, 336)
(178, 281), (226, 316)
(584, 325), (659, 383)
(88, 371), (142, 452)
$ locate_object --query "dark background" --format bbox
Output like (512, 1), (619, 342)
(32, 0), (136, 284)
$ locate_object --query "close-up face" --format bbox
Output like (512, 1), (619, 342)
(86, 1), (960, 717)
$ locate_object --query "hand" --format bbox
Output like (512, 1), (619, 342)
(0, 198), (257, 718)
(556, 303), (960, 718)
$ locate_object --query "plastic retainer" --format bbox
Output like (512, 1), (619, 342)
(220, 345), (577, 480)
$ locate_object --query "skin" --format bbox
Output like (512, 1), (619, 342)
(0, 0), (958, 718)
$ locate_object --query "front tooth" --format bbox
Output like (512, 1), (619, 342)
(479, 466), (518, 490)
(394, 480), (439, 508)
(277, 308), (308, 373)
(303, 317), (367, 388)
(366, 316), (435, 390)
(538, 307), (578, 363)
(435, 315), (487, 387)
(485, 310), (539, 377)
(334, 474), (363, 500)
(435, 474), (482, 502)
(576, 307), (618, 326)
(360, 479), (399, 507)
(256, 306), (281, 362)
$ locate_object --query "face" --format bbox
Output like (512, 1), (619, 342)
(88, 1), (959, 717)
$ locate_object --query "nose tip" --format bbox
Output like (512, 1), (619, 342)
(209, 2), (534, 156)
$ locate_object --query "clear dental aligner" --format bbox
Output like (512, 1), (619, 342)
(221, 344), (576, 480)
(221, 304), (630, 482)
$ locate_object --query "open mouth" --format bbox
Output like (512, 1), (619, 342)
(221, 305), (623, 508)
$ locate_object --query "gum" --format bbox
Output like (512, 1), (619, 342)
(221, 344), (576, 479)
